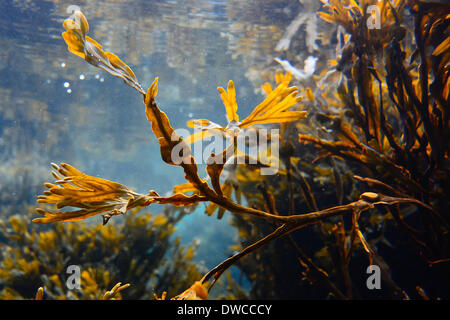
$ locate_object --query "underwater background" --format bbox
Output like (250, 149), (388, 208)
(1, 0), (306, 299)
(0, 0), (272, 292)
(0, 0), (448, 300)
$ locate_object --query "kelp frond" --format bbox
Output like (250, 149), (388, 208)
(33, 163), (153, 225)
(35, 287), (44, 300)
(219, 80), (239, 123)
(172, 281), (209, 300)
(33, 162), (205, 225)
(25, 2), (449, 300)
(154, 281), (208, 300)
(186, 73), (306, 143)
(103, 282), (131, 300)
(62, 10), (145, 94)
(240, 73), (306, 128)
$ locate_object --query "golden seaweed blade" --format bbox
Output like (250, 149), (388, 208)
(103, 282), (131, 300)
(33, 163), (153, 224)
(186, 118), (228, 144)
(239, 75), (306, 128)
(185, 73), (306, 144)
(35, 287), (44, 300)
(62, 11), (145, 94)
(172, 281), (208, 300)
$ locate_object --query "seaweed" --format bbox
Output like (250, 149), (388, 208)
(0, 208), (203, 299)
(300, 0), (449, 259)
(230, 0), (449, 299)
(2, 1), (447, 300)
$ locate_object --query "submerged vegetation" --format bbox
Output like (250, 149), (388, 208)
(0, 0), (448, 300)
(230, 0), (449, 299)
(0, 207), (205, 299)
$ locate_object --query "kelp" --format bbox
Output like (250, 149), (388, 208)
(186, 73), (306, 144)
(0, 209), (203, 300)
(171, 281), (209, 300)
(20, 3), (450, 300)
(34, 163), (153, 224)
(34, 162), (208, 225)
(306, 0), (448, 228)
(62, 10), (145, 94)
(271, 0), (450, 299)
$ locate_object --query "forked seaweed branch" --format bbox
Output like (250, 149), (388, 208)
(31, 0), (449, 299)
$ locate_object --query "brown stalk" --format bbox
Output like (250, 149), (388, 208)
(199, 194), (430, 292)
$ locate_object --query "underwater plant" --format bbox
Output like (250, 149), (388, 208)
(61, 10), (145, 94)
(23, 3), (448, 300)
(0, 208), (205, 299)
(227, 0), (449, 299)
(185, 73), (306, 144)
(301, 0), (449, 266)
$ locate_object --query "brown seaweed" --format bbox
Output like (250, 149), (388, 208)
(21, 3), (450, 300)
